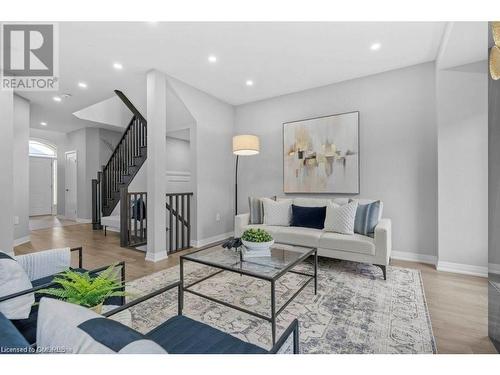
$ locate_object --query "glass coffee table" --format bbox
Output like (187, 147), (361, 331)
(179, 243), (318, 344)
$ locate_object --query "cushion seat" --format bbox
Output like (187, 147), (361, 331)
(318, 232), (375, 255)
(272, 226), (323, 247)
(246, 224), (283, 237)
(146, 315), (267, 354)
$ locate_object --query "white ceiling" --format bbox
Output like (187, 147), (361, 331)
(19, 22), (459, 133)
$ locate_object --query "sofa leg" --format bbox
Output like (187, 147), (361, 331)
(375, 264), (387, 280)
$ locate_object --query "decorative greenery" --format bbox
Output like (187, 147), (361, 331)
(241, 228), (273, 243)
(37, 264), (128, 308)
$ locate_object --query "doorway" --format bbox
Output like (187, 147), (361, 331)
(65, 151), (77, 220)
(29, 157), (53, 216)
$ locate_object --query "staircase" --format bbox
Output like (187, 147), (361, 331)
(92, 90), (147, 227)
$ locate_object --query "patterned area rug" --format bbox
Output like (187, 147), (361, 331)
(125, 258), (436, 354)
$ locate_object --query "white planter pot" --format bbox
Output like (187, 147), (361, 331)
(242, 239), (274, 251)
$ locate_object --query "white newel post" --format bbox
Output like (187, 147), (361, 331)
(146, 70), (168, 262)
(0, 89), (14, 254)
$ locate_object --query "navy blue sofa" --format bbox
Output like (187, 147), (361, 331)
(1, 281), (300, 354)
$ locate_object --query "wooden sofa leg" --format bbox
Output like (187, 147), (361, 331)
(375, 264), (387, 280)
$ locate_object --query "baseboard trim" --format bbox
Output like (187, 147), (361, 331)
(190, 232), (233, 248)
(436, 261), (488, 277)
(76, 218), (92, 224)
(14, 235), (30, 246)
(391, 250), (437, 265)
(145, 250), (168, 263)
(489, 263), (500, 275)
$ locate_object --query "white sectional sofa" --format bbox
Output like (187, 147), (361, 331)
(234, 197), (391, 279)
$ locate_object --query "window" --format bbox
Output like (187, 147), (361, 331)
(29, 140), (56, 158)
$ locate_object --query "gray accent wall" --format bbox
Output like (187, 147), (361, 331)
(489, 23), (500, 352)
(0, 90), (14, 254)
(234, 62), (438, 258)
(436, 61), (488, 271)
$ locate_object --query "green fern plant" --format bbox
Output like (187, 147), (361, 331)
(37, 264), (128, 309)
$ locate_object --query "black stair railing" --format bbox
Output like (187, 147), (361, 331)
(92, 90), (147, 228)
(166, 192), (193, 253)
(120, 187), (147, 248)
(117, 188), (193, 252)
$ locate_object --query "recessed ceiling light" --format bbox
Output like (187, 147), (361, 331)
(53, 96), (62, 102)
(113, 62), (123, 70)
(370, 42), (382, 51)
(40, 122), (47, 126)
(245, 80), (254, 86)
(208, 55), (217, 63)
(78, 82), (87, 88)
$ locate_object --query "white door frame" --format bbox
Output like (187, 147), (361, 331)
(65, 150), (78, 220)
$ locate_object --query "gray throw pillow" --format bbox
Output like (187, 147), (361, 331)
(0, 252), (34, 320)
(353, 200), (381, 237)
(248, 196), (276, 224)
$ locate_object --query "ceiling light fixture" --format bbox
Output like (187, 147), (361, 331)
(78, 82), (88, 88)
(245, 80), (254, 86)
(370, 42), (382, 51)
(40, 122), (47, 126)
(53, 96), (62, 102)
(208, 55), (217, 63)
(113, 62), (123, 70)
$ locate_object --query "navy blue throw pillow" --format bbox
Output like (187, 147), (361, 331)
(291, 205), (326, 229)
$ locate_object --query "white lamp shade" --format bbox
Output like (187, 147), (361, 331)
(233, 135), (260, 156)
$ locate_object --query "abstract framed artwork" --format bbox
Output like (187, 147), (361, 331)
(283, 111), (359, 194)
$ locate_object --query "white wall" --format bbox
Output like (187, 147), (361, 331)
(0, 90), (14, 254)
(235, 62), (438, 258)
(13, 95), (30, 244)
(168, 76), (235, 243)
(166, 136), (193, 194)
(436, 61), (488, 274)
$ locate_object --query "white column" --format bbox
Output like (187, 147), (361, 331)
(0, 90), (14, 254)
(146, 70), (168, 262)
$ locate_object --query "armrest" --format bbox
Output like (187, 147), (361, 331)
(374, 218), (392, 264)
(269, 319), (300, 354)
(0, 261), (124, 304)
(234, 213), (250, 237)
(15, 248), (72, 281)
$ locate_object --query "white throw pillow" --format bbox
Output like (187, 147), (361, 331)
(37, 298), (167, 354)
(0, 251), (35, 319)
(324, 201), (359, 235)
(262, 198), (292, 226)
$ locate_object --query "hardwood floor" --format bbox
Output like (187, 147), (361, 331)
(15, 223), (498, 354)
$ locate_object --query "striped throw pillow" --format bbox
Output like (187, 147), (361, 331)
(353, 200), (381, 237)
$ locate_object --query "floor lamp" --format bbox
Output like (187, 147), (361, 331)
(233, 135), (260, 215)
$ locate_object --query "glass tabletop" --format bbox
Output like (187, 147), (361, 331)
(182, 243), (315, 279)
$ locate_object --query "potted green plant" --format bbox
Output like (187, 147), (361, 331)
(241, 228), (274, 251)
(37, 264), (128, 314)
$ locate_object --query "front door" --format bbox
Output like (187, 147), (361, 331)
(29, 157), (53, 216)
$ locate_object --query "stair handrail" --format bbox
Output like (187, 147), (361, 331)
(103, 90), (147, 169)
(114, 90), (146, 122)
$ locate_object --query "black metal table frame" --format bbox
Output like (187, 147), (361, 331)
(179, 246), (318, 345)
